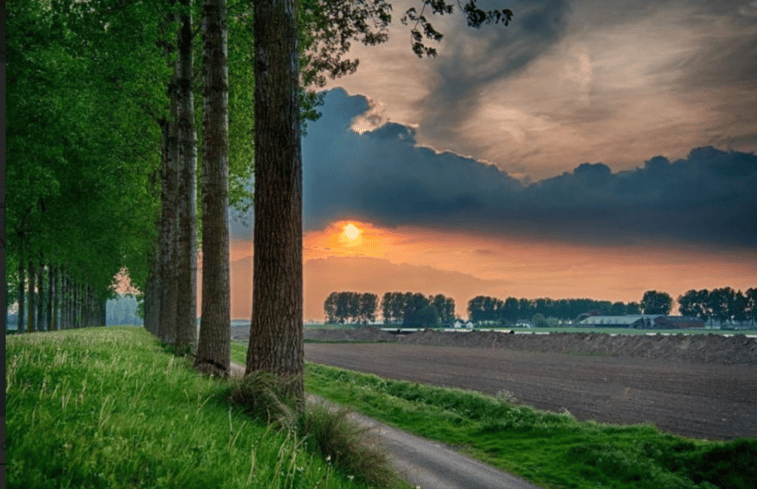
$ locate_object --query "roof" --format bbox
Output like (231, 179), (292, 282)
(580, 315), (660, 326)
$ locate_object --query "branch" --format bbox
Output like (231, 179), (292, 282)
(402, 0), (513, 58)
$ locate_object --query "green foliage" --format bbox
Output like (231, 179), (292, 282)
(642, 290), (673, 315)
(7, 0), (166, 297)
(531, 313), (548, 328)
(6, 327), (378, 489)
(380, 291), (454, 326)
(324, 291), (379, 324)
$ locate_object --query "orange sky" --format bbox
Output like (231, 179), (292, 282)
(211, 220), (757, 322)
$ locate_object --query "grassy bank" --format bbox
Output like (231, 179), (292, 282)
(6, 327), (398, 489)
(230, 342), (756, 489)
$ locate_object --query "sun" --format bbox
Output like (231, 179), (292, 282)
(344, 223), (360, 240)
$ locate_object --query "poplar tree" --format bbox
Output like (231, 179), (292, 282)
(196, 0), (232, 375)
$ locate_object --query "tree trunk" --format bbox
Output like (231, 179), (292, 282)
(158, 91), (180, 343)
(144, 266), (160, 335)
(246, 0), (304, 406)
(62, 271), (70, 329)
(37, 265), (45, 330)
(196, 0), (231, 376)
(47, 265), (56, 331)
(175, 0), (198, 354)
(17, 262), (25, 333)
(27, 262), (36, 333)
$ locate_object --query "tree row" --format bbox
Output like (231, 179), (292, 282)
(324, 291), (456, 327)
(678, 288), (757, 325)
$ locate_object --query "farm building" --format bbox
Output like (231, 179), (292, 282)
(579, 315), (706, 329)
(580, 315), (655, 328)
(654, 316), (705, 329)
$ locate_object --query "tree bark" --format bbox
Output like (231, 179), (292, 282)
(144, 265), (160, 335)
(158, 90), (180, 343)
(47, 265), (56, 331)
(196, 0), (231, 376)
(17, 262), (26, 333)
(36, 264), (44, 330)
(246, 0), (304, 406)
(175, 0), (198, 354)
(27, 262), (36, 333)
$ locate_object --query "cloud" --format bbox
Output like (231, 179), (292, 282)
(322, 0), (757, 179)
(301, 88), (757, 249)
(417, 0), (572, 143)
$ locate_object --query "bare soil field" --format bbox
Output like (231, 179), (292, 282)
(233, 327), (757, 440)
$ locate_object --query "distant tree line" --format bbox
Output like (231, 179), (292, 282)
(678, 288), (757, 325)
(324, 292), (379, 324)
(324, 291), (455, 327)
(467, 296), (642, 323)
(382, 292), (455, 327)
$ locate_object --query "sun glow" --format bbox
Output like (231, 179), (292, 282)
(344, 223), (360, 240)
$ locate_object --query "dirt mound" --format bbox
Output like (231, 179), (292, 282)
(395, 330), (757, 365)
(238, 325), (757, 365)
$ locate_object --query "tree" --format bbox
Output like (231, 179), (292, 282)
(245, 0), (513, 408)
(430, 294), (454, 325)
(358, 293), (378, 324)
(195, 0), (231, 375)
(678, 290), (703, 318)
(531, 313), (548, 328)
(416, 305), (440, 328)
(246, 0), (305, 405)
(610, 301), (627, 316)
(403, 293), (433, 327)
(709, 287), (737, 325)
(626, 302), (641, 315)
(745, 288), (757, 325)
(641, 290), (672, 315)
(175, 0), (199, 354)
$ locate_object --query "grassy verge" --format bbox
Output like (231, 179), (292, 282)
(6, 327), (399, 489)
(231, 341), (756, 489)
(303, 363), (756, 489)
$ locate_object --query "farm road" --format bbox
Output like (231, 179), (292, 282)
(304, 342), (757, 441)
(229, 361), (541, 489)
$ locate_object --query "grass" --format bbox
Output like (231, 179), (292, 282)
(230, 341), (757, 489)
(6, 327), (403, 489)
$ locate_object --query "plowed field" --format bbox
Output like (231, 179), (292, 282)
(297, 329), (757, 441)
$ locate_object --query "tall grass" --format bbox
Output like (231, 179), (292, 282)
(6, 327), (390, 489)
(227, 343), (402, 489)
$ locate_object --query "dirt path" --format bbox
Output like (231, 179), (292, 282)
(230, 361), (541, 489)
(304, 343), (757, 440)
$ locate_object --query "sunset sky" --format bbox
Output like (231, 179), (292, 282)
(223, 0), (757, 322)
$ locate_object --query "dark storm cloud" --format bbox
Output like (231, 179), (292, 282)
(301, 89), (757, 248)
(416, 0), (572, 141)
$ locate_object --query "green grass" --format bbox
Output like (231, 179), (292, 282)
(6, 327), (398, 489)
(230, 342), (756, 489)
(306, 364), (757, 489)
(302, 363), (757, 489)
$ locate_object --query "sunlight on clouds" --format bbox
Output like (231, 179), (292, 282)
(300, 220), (757, 308)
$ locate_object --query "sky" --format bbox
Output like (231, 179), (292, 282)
(221, 0), (757, 322)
